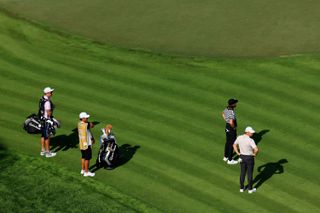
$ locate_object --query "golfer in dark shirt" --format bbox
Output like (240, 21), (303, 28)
(222, 98), (238, 165)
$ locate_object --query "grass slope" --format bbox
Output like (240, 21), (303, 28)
(0, 12), (320, 212)
(0, 143), (158, 213)
(0, 0), (320, 57)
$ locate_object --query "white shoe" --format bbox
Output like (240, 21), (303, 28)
(240, 189), (244, 193)
(80, 170), (85, 175)
(227, 160), (238, 165)
(223, 157), (228, 162)
(248, 188), (257, 194)
(46, 152), (56, 158)
(238, 158), (243, 163)
(84, 172), (95, 177)
(40, 151), (46, 156)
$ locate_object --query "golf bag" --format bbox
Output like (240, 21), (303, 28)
(96, 132), (119, 168)
(23, 114), (60, 135)
(23, 114), (42, 134)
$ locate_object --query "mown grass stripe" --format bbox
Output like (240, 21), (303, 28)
(1, 85), (319, 176)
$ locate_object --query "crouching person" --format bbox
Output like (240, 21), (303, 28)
(78, 112), (95, 177)
(97, 124), (119, 169)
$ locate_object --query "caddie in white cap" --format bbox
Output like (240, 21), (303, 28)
(39, 86), (57, 158)
(233, 126), (259, 194)
(78, 112), (95, 177)
(43, 87), (54, 94)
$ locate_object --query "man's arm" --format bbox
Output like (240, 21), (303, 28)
(221, 111), (225, 120)
(46, 110), (52, 118)
(229, 119), (235, 128)
(233, 143), (240, 156)
(252, 147), (259, 156)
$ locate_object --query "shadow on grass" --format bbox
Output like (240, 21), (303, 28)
(0, 140), (18, 170)
(252, 129), (270, 145)
(90, 144), (140, 172)
(253, 159), (288, 189)
(50, 121), (100, 152)
(50, 128), (78, 152)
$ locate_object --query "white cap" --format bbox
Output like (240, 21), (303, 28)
(79, 112), (90, 119)
(43, 87), (54, 94)
(245, 126), (255, 133)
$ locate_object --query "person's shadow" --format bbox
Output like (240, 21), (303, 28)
(252, 129), (270, 145)
(50, 121), (100, 152)
(90, 144), (140, 172)
(253, 159), (288, 189)
(50, 128), (79, 152)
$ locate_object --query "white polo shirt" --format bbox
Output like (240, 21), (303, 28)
(234, 134), (257, 156)
(43, 96), (51, 119)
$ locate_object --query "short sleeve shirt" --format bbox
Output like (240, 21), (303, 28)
(223, 108), (236, 123)
(234, 134), (257, 156)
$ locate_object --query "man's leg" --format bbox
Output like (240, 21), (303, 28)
(45, 138), (50, 152)
(82, 158), (85, 171)
(247, 158), (255, 190)
(85, 160), (89, 172)
(240, 160), (247, 189)
(227, 129), (236, 161)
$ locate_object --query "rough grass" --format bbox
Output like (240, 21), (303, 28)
(0, 11), (320, 212)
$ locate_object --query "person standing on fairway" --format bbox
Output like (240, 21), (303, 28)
(39, 87), (56, 158)
(222, 98), (238, 165)
(233, 126), (259, 193)
(78, 112), (95, 177)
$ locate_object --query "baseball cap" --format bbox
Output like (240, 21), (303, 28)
(79, 112), (90, 119)
(228, 98), (238, 106)
(43, 87), (54, 94)
(245, 126), (255, 133)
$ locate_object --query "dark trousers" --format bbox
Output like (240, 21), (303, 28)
(240, 155), (255, 190)
(225, 123), (237, 161)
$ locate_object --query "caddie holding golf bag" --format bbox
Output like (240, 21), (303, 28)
(96, 124), (119, 169)
(38, 87), (59, 158)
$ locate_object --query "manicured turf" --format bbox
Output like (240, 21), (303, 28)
(0, 0), (320, 57)
(0, 11), (320, 212)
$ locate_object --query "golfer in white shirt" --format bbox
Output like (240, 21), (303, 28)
(233, 126), (259, 193)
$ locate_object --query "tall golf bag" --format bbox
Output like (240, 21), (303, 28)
(96, 133), (119, 168)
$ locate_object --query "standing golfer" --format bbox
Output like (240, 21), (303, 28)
(39, 87), (56, 158)
(222, 98), (238, 165)
(78, 112), (95, 177)
(233, 126), (259, 193)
